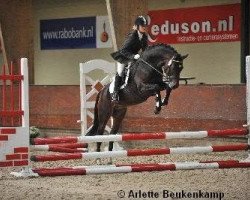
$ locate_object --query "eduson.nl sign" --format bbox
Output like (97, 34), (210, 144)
(147, 4), (240, 44)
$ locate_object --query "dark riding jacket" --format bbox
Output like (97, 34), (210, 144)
(111, 30), (148, 64)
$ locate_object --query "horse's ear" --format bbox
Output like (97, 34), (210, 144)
(182, 54), (188, 60)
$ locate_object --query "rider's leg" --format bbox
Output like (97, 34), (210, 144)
(111, 62), (124, 102)
(117, 62), (124, 77)
(124, 62), (131, 85)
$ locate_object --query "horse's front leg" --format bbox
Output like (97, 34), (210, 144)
(154, 92), (162, 114)
(162, 86), (172, 106)
(138, 83), (162, 114)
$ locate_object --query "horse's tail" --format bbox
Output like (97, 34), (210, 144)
(85, 91), (100, 136)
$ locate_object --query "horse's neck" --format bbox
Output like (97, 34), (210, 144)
(121, 60), (162, 102)
(139, 57), (162, 78)
(129, 61), (140, 77)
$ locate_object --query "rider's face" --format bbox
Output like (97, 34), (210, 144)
(138, 25), (148, 33)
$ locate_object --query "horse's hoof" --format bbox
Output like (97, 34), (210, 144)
(161, 102), (168, 106)
(161, 100), (168, 106)
(154, 109), (161, 114)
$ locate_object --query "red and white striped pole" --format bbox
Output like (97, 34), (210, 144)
(30, 144), (249, 162)
(31, 143), (88, 153)
(30, 128), (248, 145)
(32, 160), (250, 176)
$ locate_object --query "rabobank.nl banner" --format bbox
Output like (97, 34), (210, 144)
(40, 16), (112, 50)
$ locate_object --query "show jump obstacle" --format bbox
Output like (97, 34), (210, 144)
(1, 58), (250, 177)
(0, 58), (29, 168)
(78, 59), (116, 135)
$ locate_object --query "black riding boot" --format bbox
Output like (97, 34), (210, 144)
(111, 73), (122, 103)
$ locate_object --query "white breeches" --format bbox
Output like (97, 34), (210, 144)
(109, 62), (132, 93)
(117, 62), (125, 76)
(117, 62), (133, 76)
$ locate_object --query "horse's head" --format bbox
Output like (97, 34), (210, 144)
(141, 44), (188, 89)
(163, 53), (188, 89)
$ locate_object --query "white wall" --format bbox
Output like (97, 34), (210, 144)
(33, 0), (242, 85)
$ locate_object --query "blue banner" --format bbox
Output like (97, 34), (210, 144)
(40, 17), (96, 49)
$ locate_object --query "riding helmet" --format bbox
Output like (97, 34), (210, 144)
(134, 16), (147, 27)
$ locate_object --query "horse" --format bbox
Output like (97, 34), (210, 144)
(86, 43), (188, 154)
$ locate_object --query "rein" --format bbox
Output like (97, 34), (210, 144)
(138, 58), (168, 79)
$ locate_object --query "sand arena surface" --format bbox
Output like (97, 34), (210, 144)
(1, 139), (249, 200)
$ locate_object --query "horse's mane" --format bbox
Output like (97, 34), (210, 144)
(144, 43), (178, 55)
(141, 43), (178, 62)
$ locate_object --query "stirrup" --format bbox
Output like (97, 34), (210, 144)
(111, 92), (119, 103)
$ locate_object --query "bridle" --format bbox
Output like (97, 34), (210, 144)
(139, 57), (183, 84)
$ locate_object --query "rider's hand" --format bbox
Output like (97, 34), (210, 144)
(134, 54), (140, 60)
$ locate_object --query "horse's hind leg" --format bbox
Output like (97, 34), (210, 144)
(108, 107), (127, 152)
(92, 116), (111, 165)
(94, 113), (111, 152)
(106, 107), (127, 164)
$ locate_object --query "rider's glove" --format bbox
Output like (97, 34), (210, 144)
(134, 54), (140, 60)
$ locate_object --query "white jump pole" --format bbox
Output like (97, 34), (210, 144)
(106, 0), (118, 130)
(106, 0), (118, 52)
(79, 63), (88, 135)
(246, 55), (250, 160)
(21, 58), (29, 128)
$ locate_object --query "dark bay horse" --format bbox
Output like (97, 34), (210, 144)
(86, 44), (188, 152)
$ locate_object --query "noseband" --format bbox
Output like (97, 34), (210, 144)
(163, 58), (182, 83)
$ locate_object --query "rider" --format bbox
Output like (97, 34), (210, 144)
(110, 15), (148, 102)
